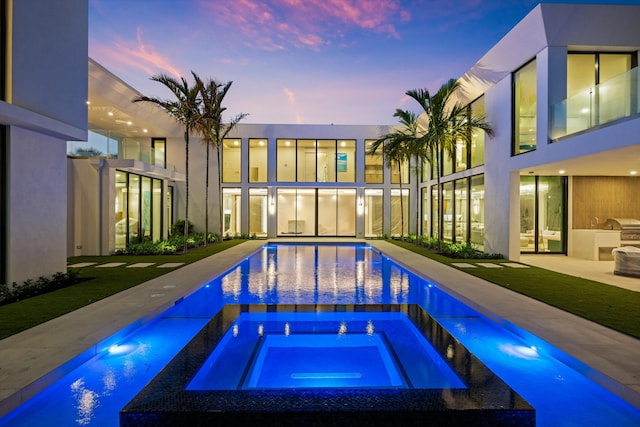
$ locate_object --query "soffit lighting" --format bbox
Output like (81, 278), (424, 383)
(559, 170), (565, 174)
(631, 170), (638, 175)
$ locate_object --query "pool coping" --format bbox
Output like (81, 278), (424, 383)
(0, 238), (638, 418)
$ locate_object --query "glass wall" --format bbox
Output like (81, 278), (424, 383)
(390, 188), (409, 236)
(421, 188), (429, 236)
(317, 188), (356, 236)
(249, 188), (268, 237)
(152, 180), (162, 241)
(364, 189), (383, 237)
(455, 139), (467, 172)
(277, 139), (356, 183)
(277, 139), (296, 182)
(390, 161), (409, 184)
(442, 181), (454, 241)
(336, 140), (356, 183)
(151, 138), (166, 168)
(115, 171), (164, 250)
(365, 140), (383, 183)
(431, 186), (439, 239)
(249, 139), (268, 182)
(277, 188), (316, 236)
(454, 178), (468, 242)
(222, 188), (242, 236)
(222, 138), (241, 182)
(470, 175), (485, 250)
(0, 0), (5, 101)
(564, 53), (634, 134)
(514, 59), (537, 154)
(470, 96), (485, 167)
(128, 174), (140, 243)
(519, 176), (566, 253)
(166, 186), (173, 236)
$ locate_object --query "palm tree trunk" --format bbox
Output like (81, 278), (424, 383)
(398, 161), (404, 240)
(415, 154), (420, 237)
(436, 143), (442, 251)
(184, 130), (190, 254)
(204, 141), (210, 246)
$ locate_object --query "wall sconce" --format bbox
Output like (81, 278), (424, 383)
(269, 196), (276, 215)
(357, 197), (364, 216)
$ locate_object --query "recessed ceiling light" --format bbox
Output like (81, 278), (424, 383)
(631, 170), (638, 175)
(559, 170), (565, 174)
(108, 111), (113, 116)
(86, 100), (90, 105)
(143, 129), (148, 133)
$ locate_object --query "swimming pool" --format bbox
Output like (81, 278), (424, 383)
(1, 243), (639, 426)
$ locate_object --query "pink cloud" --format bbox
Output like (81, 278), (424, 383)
(199, 0), (410, 50)
(91, 27), (183, 79)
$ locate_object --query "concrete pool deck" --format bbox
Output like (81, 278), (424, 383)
(0, 239), (638, 417)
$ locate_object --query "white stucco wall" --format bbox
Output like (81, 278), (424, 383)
(7, 127), (68, 283)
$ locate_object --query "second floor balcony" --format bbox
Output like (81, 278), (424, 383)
(551, 67), (640, 140)
(67, 129), (174, 171)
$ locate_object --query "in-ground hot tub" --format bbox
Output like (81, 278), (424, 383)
(121, 304), (534, 427)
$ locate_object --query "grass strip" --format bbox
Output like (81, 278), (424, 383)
(389, 239), (640, 339)
(0, 240), (246, 340)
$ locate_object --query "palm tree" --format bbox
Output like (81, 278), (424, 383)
(133, 73), (202, 253)
(406, 78), (494, 244)
(368, 109), (420, 238)
(194, 77), (247, 242)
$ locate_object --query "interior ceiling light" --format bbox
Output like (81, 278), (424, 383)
(108, 111), (114, 116)
(631, 170), (638, 175)
(559, 170), (565, 174)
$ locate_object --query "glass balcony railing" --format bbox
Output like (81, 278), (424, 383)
(67, 129), (173, 171)
(550, 67), (640, 140)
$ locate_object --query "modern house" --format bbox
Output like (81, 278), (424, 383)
(3, 2), (640, 285)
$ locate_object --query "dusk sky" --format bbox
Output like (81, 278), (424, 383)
(89, 0), (640, 125)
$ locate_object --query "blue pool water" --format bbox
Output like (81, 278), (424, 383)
(1, 243), (639, 426)
(186, 311), (465, 390)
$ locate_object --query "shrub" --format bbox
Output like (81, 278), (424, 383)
(170, 219), (194, 237)
(399, 237), (504, 259)
(0, 271), (81, 306)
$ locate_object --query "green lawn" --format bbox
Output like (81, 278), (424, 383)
(389, 239), (640, 339)
(0, 240), (246, 339)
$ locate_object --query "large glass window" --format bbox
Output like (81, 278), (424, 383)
(317, 188), (356, 236)
(364, 189), (383, 237)
(222, 188), (242, 236)
(297, 139), (316, 182)
(421, 187), (429, 236)
(442, 181), (454, 241)
(442, 151), (453, 176)
(276, 139), (296, 182)
(336, 140), (356, 183)
(365, 140), (384, 183)
(141, 177), (152, 241)
(454, 178), (468, 242)
(277, 139), (356, 183)
(431, 186), (439, 239)
(128, 174), (140, 243)
(391, 160), (409, 184)
(514, 59), (537, 154)
(568, 53), (634, 130)
(166, 186), (173, 236)
(455, 139), (467, 172)
(277, 188), (316, 236)
(151, 138), (166, 168)
(115, 171), (164, 249)
(152, 180), (162, 241)
(470, 97), (485, 167)
(519, 176), (566, 253)
(115, 172), (128, 250)
(390, 188), (409, 236)
(249, 139), (268, 182)
(249, 188), (268, 237)
(470, 175), (485, 250)
(0, 0), (6, 101)
(222, 138), (241, 182)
